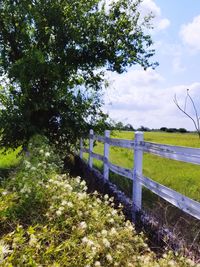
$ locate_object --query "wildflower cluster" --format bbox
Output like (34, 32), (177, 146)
(0, 135), (198, 266)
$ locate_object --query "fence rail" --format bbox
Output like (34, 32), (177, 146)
(80, 130), (200, 220)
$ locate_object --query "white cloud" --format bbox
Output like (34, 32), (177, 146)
(180, 15), (200, 51)
(140, 0), (170, 32)
(172, 56), (186, 73)
(155, 41), (186, 73)
(157, 18), (171, 31)
(104, 69), (200, 130)
(108, 68), (164, 88)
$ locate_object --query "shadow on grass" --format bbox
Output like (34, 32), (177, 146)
(0, 167), (13, 180)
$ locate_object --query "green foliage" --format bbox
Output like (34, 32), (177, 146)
(0, 147), (21, 169)
(0, 135), (195, 266)
(0, 0), (157, 151)
(0, 135), (62, 229)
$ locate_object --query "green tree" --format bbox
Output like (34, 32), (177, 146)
(0, 0), (157, 150)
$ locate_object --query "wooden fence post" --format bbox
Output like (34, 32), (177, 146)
(104, 130), (110, 180)
(133, 132), (143, 214)
(80, 138), (83, 159)
(88, 129), (94, 168)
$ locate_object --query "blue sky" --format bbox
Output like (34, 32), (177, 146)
(104, 0), (200, 130)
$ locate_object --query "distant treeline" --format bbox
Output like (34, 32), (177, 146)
(107, 121), (188, 133)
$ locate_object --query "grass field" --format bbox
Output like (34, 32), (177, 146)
(84, 131), (200, 202)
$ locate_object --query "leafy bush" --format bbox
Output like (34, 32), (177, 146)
(0, 135), (197, 266)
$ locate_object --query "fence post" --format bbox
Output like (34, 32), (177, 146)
(133, 131), (143, 214)
(103, 130), (110, 180)
(80, 138), (83, 159)
(88, 129), (94, 168)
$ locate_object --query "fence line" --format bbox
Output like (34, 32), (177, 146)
(80, 130), (200, 220)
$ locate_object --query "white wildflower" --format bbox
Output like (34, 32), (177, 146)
(111, 209), (117, 216)
(96, 198), (101, 204)
(110, 227), (117, 236)
(109, 196), (114, 202)
(59, 206), (65, 212)
(108, 218), (114, 224)
(56, 210), (62, 216)
(45, 152), (50, 157)
(24, 160), (31, 167)
(104, 194), (109, 200)
(2, 191), (8, 196)
(106, 254), (113, 262)
(39, 149), (44, 154)
(82, 237), (94, 247)
(125, 221), (134, 231)
(67, 202), (73, 208)
(61, 200), (68, 206)
(101, 229), (107, 236)
(117, 244), (124, 250)
(102, 238), (110, 248)
(63, 184), (73, 192)
(79, 221), (87, 229)
(75, 176), (81, 183)
(94, 261), (101, 267)
(80, 180), (86, 186)
(82, 237), (88, 243)
(29, 234), (37, 247)
(87, 240), (94, 247)
(77, 192), (87, 200)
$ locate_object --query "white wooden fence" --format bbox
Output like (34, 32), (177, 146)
(80, 130), (200, 220)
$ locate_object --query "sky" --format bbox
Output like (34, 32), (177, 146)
(103, 0), (200, 130)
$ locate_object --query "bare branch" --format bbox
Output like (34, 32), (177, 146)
(174, 91), (200, 139)
(187, 89), (200, 133)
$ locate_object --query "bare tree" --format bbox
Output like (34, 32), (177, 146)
(174, 89), (200, 138)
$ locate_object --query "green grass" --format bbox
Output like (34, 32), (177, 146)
(0, 147), (22, 169)
(84, 131), (200, 202)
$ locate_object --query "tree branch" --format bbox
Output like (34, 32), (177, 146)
(174, 93), (200, 137)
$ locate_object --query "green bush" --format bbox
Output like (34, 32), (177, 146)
(0, 135), (197, 266)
